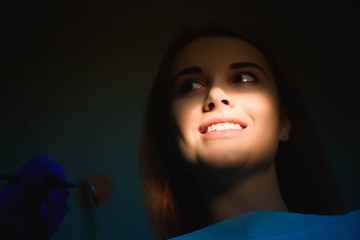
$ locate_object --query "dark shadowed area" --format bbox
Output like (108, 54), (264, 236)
(1, 1), (359, 239)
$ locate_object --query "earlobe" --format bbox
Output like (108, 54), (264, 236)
(279, 129), (290, 141)
(279, 115), (291, 141)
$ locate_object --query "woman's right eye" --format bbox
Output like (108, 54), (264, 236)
(179, 80), (204, 95)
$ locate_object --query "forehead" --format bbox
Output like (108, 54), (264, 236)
(171, 36), (272, 75)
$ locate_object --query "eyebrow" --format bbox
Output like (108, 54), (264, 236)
(229, 62), (266, 75)
(174, 62), (266, 81)
(173, 67), (202, 81)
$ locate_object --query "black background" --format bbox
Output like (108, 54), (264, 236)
(1, 1), (359, 239)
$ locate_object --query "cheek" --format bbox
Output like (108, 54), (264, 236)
(242, 92), (281, 157)
(172, 99), (201, 142)
(172, 99), (202, 162)
(243, 91), (280, 127)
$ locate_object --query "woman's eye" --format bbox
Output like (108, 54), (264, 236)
(233, 72), (257, 84)
(179, 80), (203, 95)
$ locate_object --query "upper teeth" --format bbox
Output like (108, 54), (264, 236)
(206, 123), (242, 133)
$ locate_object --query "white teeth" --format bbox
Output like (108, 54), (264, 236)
(216, 123), (223, 131)
(206, 123), (242, 133)
(211, 125), (216, 131)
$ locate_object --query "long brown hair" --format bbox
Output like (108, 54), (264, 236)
(140, 24), (343, 239)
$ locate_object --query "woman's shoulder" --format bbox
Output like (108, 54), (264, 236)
(169, 210), (360, 240)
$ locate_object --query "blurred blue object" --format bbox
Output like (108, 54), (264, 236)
(0, 156), (69, 240)
(170, 210), (360, 240)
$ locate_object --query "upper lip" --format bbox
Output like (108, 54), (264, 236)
(199, 118), (248, 134)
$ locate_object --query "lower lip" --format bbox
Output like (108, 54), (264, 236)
(202, 129), (245, 139)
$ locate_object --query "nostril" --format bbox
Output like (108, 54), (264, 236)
(221, 99), (229, 105)
(208, 102), (215, 109)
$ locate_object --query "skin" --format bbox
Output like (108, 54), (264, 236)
(170, 36), (291, 222)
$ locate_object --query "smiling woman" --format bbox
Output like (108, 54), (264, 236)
(139, 24), (360, 240)
(171, 36), (284, 170)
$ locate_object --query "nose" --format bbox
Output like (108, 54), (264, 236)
(203, 87), (233, 112)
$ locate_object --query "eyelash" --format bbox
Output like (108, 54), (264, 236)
(176, 70), (258, 97)
(178, 79), (205, 96)
(232, 70), (258, 84)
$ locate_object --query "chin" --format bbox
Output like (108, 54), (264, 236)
(197, 148), (253, 169)
(196, 154), (276, 179)
(196, 141), (278, 170)
(179, 137), (278, 170)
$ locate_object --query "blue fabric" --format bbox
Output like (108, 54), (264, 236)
(0, 156), (69, 240)
(170, 210), (360, 240)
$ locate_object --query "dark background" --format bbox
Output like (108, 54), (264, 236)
(1, 1), (359, 239)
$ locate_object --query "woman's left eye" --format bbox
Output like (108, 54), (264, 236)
(232, 72), (257, 84)
(176, 79), (205, 96)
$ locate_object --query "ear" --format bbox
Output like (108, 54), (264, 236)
(279, 115), (291, 141)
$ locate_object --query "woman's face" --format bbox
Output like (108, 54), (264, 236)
(171, 36), (289, 169)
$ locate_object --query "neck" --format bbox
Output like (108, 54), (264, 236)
(196, 163), (288, 223)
